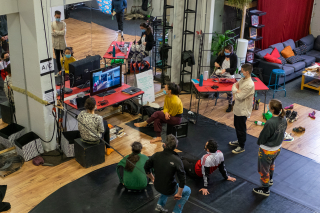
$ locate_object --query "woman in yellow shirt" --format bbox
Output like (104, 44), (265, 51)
(134, 82), (183, 143)
(59, 47), (76, 74)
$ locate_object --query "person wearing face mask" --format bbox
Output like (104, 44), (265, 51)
(59, 47), (76, 75)
(51, 10), (67, 73)
(229, 63), (255, 154)
(253, 99), (287, 197)
(0, 52), (9, 80)
(137, 23), (154, 53)
(181, 139), (236, 196)
(77, 97), (114, 155)
(134, 82), (183, 143)
(213, 45), (238, 112)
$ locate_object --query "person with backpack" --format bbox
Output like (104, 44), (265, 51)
(134, 82), (183, 143)
(116, 142), (149, 190)
(253, 99), (287, 197)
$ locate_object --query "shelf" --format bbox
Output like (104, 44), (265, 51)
(162, 46), (172, 50)
(246, 36), (263, 41)
(184, 30), (194, 35)
(181, 70), (192, 75)
(249, 24), (265, 29)
(249, 10), (266, 16)
(185, 9), (196, 13)
(165, 5), (174, 9)
(164, 25), (173, 30)
(247, 48), (261, 53)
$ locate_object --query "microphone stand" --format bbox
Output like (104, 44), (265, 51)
(58, 54), (66, 148)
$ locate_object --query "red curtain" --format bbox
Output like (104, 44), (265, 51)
(257, 0), (314, 50)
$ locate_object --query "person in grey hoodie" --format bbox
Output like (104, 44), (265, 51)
(253, 99), (287, 197)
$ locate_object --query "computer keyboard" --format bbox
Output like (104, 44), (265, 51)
(96, 89), (116, 97)
(121, 87), (141, 95)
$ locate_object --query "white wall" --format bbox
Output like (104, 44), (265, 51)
(50, 6), (65, 21)
(311, 0), (320, 37)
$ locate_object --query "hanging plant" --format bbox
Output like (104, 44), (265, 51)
(226, 0), (253, 9)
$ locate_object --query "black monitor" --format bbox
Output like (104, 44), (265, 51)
(69, 55), (100, 88)
(90, 65), (122, 96)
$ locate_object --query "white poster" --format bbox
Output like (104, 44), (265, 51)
(136, 70), (155, 106)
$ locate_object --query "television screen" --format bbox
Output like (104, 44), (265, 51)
(90, 66), (122, 96)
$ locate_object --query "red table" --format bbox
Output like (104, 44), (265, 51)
(103, 41), (132, 84)
(190, 77), (269, 123)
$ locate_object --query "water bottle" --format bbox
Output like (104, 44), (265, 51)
(199, 74), (203, 86)
(112, 45), (116, 57)
(254, 121), (265, 126)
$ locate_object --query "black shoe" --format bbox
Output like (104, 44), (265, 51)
(253, 187), (270, 196)
(288, 111), (298, 123)
(226, 104), (232, 112)
(285, 110), (291, 119)
(0, 202), (11, 212)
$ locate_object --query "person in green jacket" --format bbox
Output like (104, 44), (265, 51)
(117, 142), (149, 190)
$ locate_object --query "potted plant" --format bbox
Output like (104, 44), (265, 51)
(211, 30), (237, 56)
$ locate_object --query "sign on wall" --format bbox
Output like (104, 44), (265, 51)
(97, 0), (112, 14)
(136, 70), (155, 106)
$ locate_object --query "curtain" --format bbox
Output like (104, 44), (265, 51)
(257, 0), (314, 50)
(97, 0), (112, 14)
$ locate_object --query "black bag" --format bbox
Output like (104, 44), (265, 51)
(122, 99), (141, 115)
(141, 106), (163, 117)
(142, 0), (148, 11)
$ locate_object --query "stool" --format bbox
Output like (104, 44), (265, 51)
(167, 117), (188, 138)
(74, 138), (105, 168)
(268, 69), (286, 98)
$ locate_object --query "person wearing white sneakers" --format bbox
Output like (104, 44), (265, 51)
(112, 0), (127, 36)
(253, 99), (287, 196)
(229, 63), (255, 154)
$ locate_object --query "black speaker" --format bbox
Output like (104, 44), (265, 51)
(74, 138), (105, 168)
(167, 117), (188, 138)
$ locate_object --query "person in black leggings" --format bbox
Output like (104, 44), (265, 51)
(181, 139), (236, 195)
(77, 97), (113, 155)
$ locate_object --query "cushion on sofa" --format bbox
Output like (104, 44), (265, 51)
(270, 43), (285, 52)
(314, 35), (320, 52)
(299, 55), (316, 66)
(256, 48), (273, 59)
(281, 46), (295, 58)
(283, 39), (296, 50)
(285, 61), (305, 72)
(299, 34), (315, 52)
(278, 55), (287, 65)
(282, 65), (295, 76)
(271, 48), (280, 58)
(294, 44), (308, 55)
(264, 53), (282, 64)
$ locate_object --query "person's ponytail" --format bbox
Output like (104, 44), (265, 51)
(279, 108), (285, 118)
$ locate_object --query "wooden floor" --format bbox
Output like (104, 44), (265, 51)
(2, 18), (320, 212)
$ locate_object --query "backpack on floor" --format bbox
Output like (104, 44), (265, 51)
(122, 99), (141, 115)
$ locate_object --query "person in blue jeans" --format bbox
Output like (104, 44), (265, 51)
(144, 134), (191, 213)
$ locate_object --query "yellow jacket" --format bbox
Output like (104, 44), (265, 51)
(60, 56), (76, 73)
(163, 95), (183, 116)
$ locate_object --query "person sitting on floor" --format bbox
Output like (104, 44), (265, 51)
(116, 142), (149, 190)
(134, 82), (183, 143)
(181, 139), (236, 195)
(253, 99), (287, 197)
(212, 45), (238, 112)
(58, 47), (76, 75)
(0, 52), (10, 81)
(77, 97), (114, 155)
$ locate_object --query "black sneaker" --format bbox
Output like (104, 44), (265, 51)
(229, 140), (239, 146)
(155, 204), (168, 212)
(288, 111), (298, 123)
(285, 110), (291, 119)
(226, 104), (233, 112)
(232, 146), (245, 154)
(253, 187), (270, 196)
(269, 179), (273, 186)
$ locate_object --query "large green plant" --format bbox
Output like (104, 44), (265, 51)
(211, 30), (237, 56)
(226, 0), (253, 8)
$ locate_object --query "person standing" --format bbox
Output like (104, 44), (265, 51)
(213, 45), (238, 112)
(51, 10), (67, 73)
(229, 63), (255, 154)
(253, 99), (287, 196)
(138, 23), (154, 53)
(0, 15), (9, 53)
(0, 52), (10, 80)
(144, 134), (191, 213)
(112, 0), (127, 35)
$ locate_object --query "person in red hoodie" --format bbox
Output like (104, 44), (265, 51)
(181, 139), (236, 195)
(0, 52), (9, 80)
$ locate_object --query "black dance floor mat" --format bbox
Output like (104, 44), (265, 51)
(126, 110), (320, 211)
